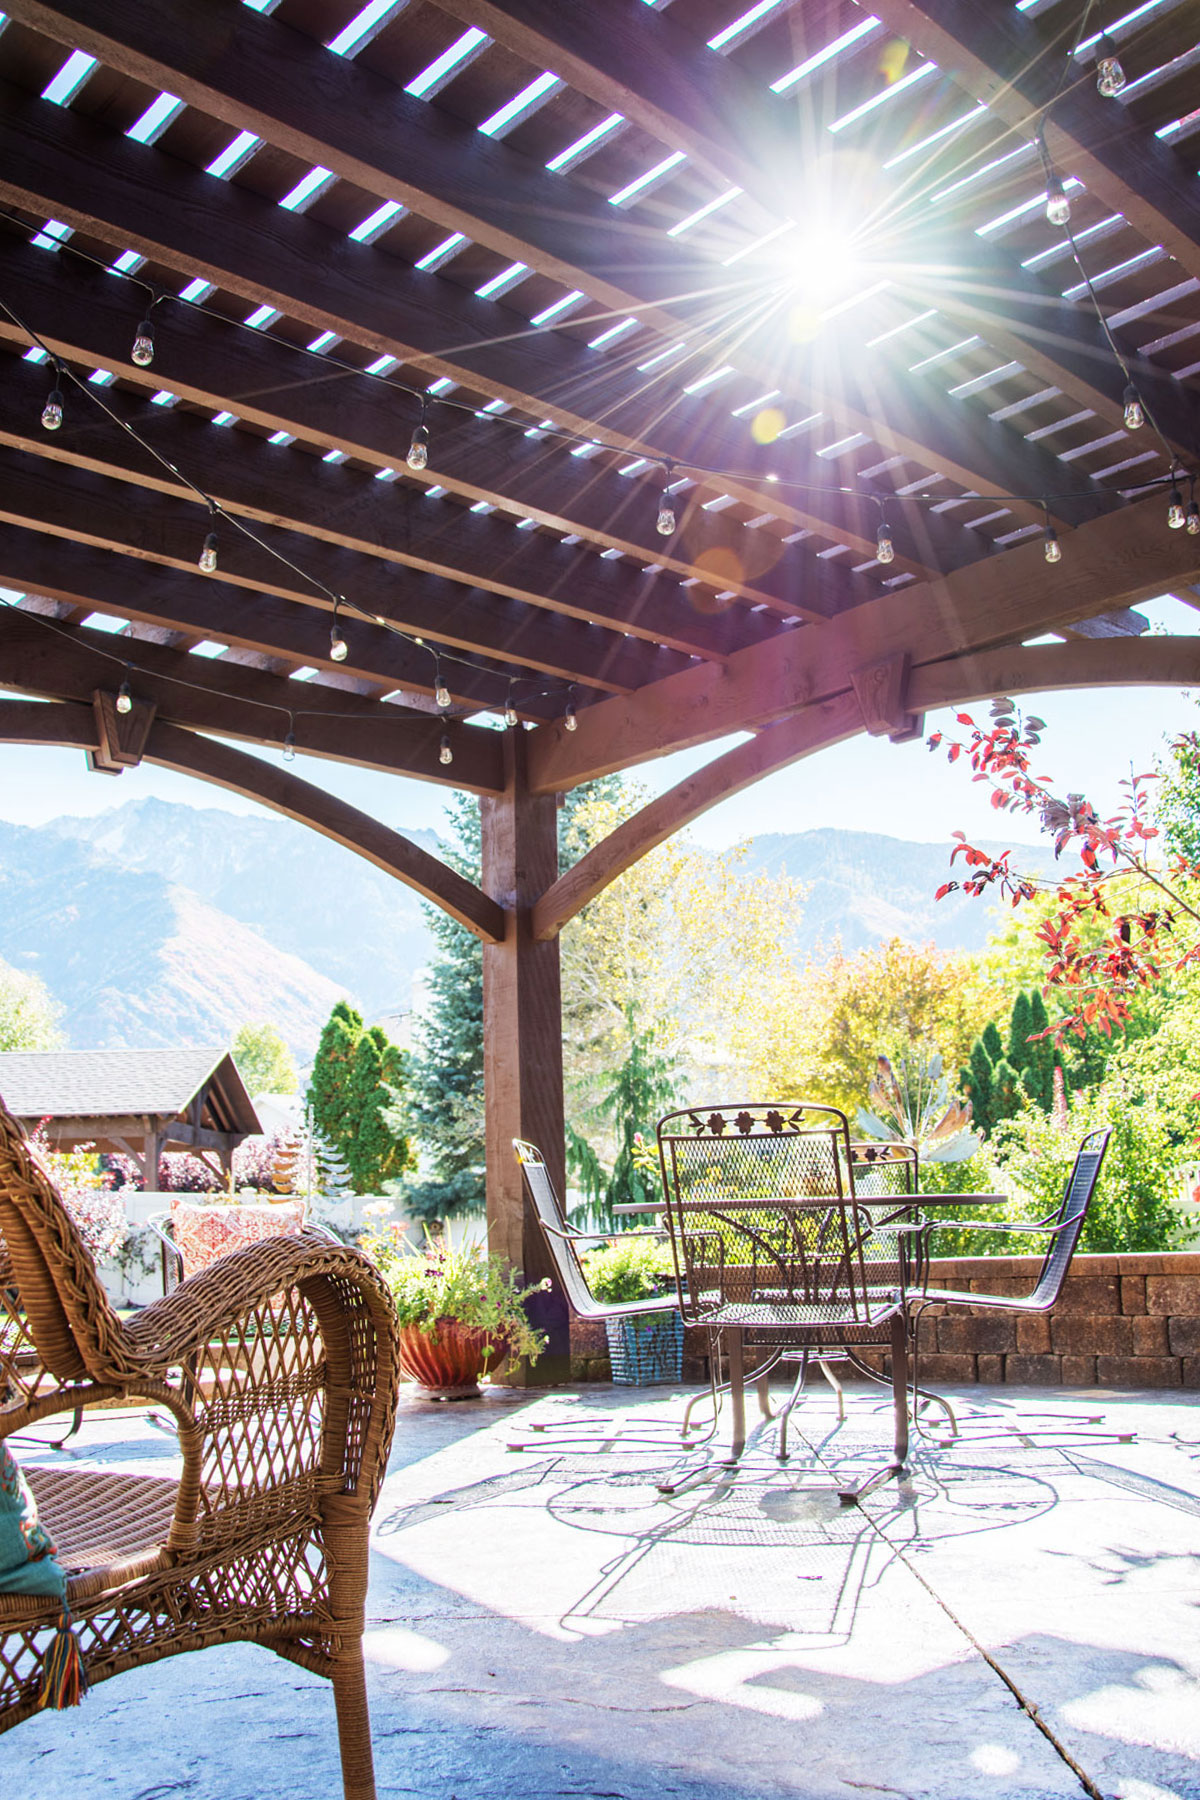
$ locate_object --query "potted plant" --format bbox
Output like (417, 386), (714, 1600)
(360, 1211), (549, 1398)
(581, 1238), (684, 1385)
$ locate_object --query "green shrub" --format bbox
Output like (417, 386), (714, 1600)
(582, 1237), (676, 1304)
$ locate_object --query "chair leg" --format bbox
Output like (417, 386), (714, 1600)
(818, 1357), (846, 1422)
(775, 1353), (810, 1462)
(725, 1329), (746, 1464)
(332, 1647), (377, 1800)
(837, 1315), (908, 1507)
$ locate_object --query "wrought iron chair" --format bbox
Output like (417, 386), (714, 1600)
(0, 1096), (400, 1800)
(908, 1126), (1113, 1419)
(657, 1104), (922, 1502)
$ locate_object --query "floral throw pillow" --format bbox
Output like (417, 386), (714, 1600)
(0, 1443), (67, 1598)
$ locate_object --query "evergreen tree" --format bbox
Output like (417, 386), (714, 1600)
(308, 1000), (410, 1195)
(961, 1036), (996, 1134)
(1026, 990), (1058, 1110)
(981, 1020), (1004, 1067)
(308, 1001), (362, 1152)
(1006, 990), (1033, 1076)
(990, 1056), (1023, 1124)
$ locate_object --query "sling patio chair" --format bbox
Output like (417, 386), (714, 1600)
(657, 1103), (924, 1503)
(0, 1095), (400, 1800)
(907, 1126), (1113, 1438)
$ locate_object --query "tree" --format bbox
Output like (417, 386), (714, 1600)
(0, 957), (64, 1051)
(307, 999), (409, 1194)
(232, 1021), (297, 1098)
(931, 700), (1200, 1039)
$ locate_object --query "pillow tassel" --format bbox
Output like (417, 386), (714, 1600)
(38, 1605), (88, 1711)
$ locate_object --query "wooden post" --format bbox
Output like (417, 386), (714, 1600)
(481, 729), (571, 1384)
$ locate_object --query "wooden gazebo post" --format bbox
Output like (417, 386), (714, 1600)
(481, 729), (571, 1383)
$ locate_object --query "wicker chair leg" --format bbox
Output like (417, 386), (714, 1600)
(332, 1648), (377, 1800)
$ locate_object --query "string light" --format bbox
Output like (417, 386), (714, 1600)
(283, 727), (296, 762)
(1122, 384), (1145, 431)
(564, 688), (578, 731)
(439, 732), (453, 765)
(41, 365), (63, 431)
(199, 504), (219, 573)
(1044, 170), (1071, 227)
(1095, 35), (1126, 97)
(131, 316), (155, 367)
(434, 659), (451, 709)
(1042, 503), (1061, 565)
(875, 506), (894, 565)
(116, 671), (133, 714)
(329, 597), (348, 662)
(1168, 476), (1187, 529)
(656, 463), (677, 536)
(1188, 480), (1200, 537)
(407, 401), (430, 472)
(504, 682), (518, 728)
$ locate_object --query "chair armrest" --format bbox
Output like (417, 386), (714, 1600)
(924, 1218), (1060, 1237)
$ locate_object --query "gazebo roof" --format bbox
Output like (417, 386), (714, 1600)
(0, 1046), (260, 1135)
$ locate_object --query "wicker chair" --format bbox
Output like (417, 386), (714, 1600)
(0, 1097), (400, 1800)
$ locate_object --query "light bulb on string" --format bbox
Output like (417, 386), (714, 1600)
(503, 685), (519, 728)
(131, 317), (155, 367)
(1188, 481), (1200, 537)
(199, 504), (219, 573)
(1095, 36), (1126, 96)
(564, 695), (578, 732)
(875, 510), (894, 565)
(1044, 171), (1071, 227)
(407, 402), (430, 472)
(1042, 503), (1060, 565)
(1122, 384), (1144, 431)
(439, 733), (453, 766)
(1168, 480), (1186, 529)
(41, 371), (64, 431)
(656, 464), (676, 537)
(329, 601), (348, 662)
(434, 662), (451, 709)
(283, 728), (296, 763)
(116, 673), (133, 715)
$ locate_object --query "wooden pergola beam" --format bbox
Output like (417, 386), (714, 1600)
(0, 6), (1101, 545)
(528, 487), (1200, 791)
(0, 402), (677, 700)
(534, 632), (1200, 937)
(0, 574), (508, 790)
(442, 0), (1196, 459)
(866, 0), (1200, 287)
(0, 696), (504, 935)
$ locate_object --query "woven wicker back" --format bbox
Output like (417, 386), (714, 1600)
(1029, 1127), (1112, 1308)
(0, 1097), (129, 1405)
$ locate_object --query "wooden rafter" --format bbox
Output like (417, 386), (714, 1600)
(0, 0), (1105, 554)
(0, 695), (504, 936)
(0, 579), (507, 790)
(438, 0), (1197, 458)
(529, 487), (1200, 791)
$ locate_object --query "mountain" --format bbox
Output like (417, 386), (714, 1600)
(0, 818), (348, 1052)
(0, 800), (1067, 1057)
(44, 798), (441, 1015)
(741, 828), (1064, 958)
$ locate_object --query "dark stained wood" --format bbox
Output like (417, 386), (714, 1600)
(0, 695), (507, 935)
(0, 393), (673, 697)
(908, 636), (1200, 711)
(0, 577), (508, 789)
(481, 728), (569, 1379)
(528, 488), (1200, 790)
(865, 0), (1200, 286)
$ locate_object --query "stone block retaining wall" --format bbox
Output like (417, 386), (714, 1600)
(567, 1254), (1200, 1388)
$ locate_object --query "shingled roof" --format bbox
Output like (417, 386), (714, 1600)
(0, 1047), (260, 1136)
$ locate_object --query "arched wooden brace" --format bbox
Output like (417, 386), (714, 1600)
(0, 698), (504, 941)
(532, 634), (1200, 940)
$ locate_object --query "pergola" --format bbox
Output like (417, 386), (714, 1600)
(0, 0), (1198, 1376)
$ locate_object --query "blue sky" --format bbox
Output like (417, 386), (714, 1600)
(1, 594), (1197, 859)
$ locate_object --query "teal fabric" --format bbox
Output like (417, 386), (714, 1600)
(0, 1444), (67, 1598)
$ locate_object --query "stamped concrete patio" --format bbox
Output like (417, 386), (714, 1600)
(8, 1381), (1200, 1800)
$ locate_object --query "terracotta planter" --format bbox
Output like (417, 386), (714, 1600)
(396, 1319), (507, 1399)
